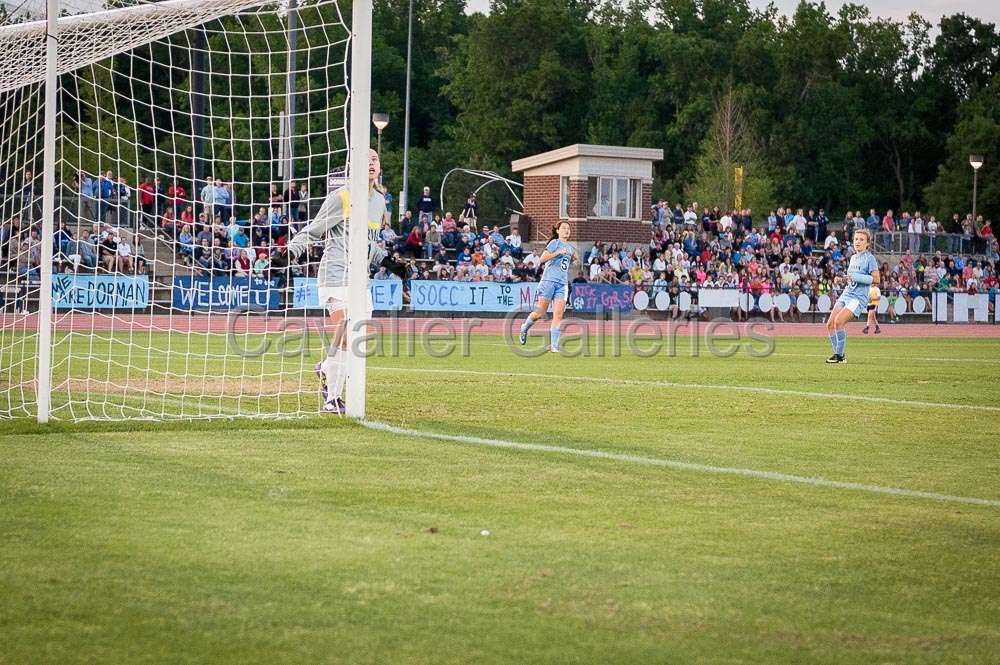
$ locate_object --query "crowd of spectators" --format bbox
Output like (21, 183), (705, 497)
(2, 169), (998, 321)
(1, 213), (148, 280)
(357, 193), (999, 320)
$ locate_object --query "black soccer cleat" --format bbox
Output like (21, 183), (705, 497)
(826, 354), (847, 364)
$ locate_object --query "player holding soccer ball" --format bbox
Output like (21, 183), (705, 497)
(824, 229), (880, 363)
(519, 220), (576, 353)
(277, 149), (400, 413)
(862, 285), (882, 335)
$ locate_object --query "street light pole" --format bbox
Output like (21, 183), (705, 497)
(372, 113), (389, 184)
(970, 154), (983, 223)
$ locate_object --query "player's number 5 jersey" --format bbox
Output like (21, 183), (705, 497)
(540, 239), (574, 284)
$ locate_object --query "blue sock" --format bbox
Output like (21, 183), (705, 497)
(829, 332), (839, 354)
(836, 329), (847, 356)
(550, 327), (561, 350)
(520, 316), (535, 334)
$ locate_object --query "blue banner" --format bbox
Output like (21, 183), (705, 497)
(172, 276), (280, 311)
(291, 277), (403, 310)
(570, 283), (634, 313)
(53, 274), (149, 310)
(410, 280), (541, 312)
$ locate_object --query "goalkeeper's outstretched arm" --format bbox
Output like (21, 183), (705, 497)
(285, 187), (347, 261)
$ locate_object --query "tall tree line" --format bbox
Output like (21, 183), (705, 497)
(7, 0), (997, 226)
(373, 0), (1000, 226)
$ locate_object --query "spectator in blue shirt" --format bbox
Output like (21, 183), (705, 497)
(200, 177), (216, 218)
(866, 208), (880, 232)
(178, 225), (195, 261)
(213, 179), (229, 221)
(76, 171), (97, 222)
(215, 180), (233, 224)
(54, 220), (73, 256)
(98, 170), (115, 223)
(233, 225), (249, 249)
(672, 205), (684, 226)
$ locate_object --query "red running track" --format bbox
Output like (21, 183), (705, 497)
(2, 313), (999, 337)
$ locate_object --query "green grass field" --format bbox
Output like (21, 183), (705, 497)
(2, 332), (999, 663)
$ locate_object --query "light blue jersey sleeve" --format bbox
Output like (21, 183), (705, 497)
(845, 252), (877, 300)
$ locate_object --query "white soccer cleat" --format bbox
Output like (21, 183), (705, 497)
(315, 361), (328, 403)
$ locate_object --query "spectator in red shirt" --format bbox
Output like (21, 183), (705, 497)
(138, 177), (155, 227)
(404, 225), (423, 256)
(167, 182), (186, 217)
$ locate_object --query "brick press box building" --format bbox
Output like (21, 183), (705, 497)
(511, 144), (663, 244)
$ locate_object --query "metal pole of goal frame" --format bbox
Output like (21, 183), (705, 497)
(345, 0), (373, 419)
(36, 0), (60, 423)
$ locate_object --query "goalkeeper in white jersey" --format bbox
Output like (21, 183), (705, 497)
(280, 148), (393, 414)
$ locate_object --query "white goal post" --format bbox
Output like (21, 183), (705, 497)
(0, 0), (373, 422)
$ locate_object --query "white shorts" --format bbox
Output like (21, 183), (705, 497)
(317, 286), (373, 317)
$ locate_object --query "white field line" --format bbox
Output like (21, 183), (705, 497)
(473, 340), (1000, 365)
(368, 366), (1000, 413)
(32, 395), (998, 508)
(42, 361), (998, 413)
(361, 420), (1000, 509)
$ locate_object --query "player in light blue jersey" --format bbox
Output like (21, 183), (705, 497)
(519, 220), (576, 352)
(825, 228), (880, 363)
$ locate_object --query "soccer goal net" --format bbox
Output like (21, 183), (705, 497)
(0, 0), (373, 422)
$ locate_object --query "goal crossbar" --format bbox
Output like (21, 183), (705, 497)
(0, 0), (268, 93)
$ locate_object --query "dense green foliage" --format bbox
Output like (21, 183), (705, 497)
(6, 0), (999, 225)
(373, 0), (1000, 224)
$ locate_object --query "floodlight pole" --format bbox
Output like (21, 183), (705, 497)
(400, 0), (413, 219)
(37, 0), (60, 423)
(346, 0), (373, 419)
(191, 27), (208, 190)
(372, 113), (388, 185)
(283, 0), (299, 182)
(972, 166), (980, 223)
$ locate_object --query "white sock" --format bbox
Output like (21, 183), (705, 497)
(334, 349), (348, 401)
(322, 350), (347, 401)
